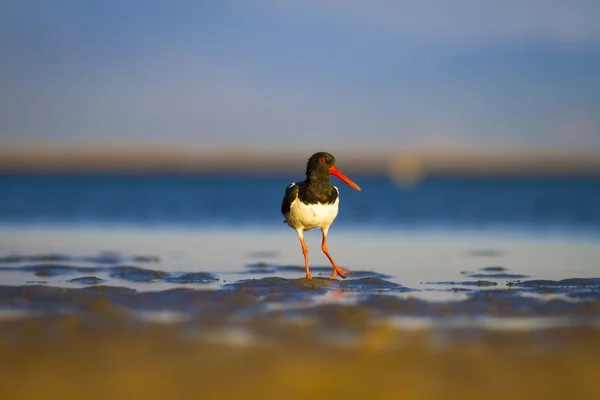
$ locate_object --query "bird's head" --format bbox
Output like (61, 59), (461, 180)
(306, 152), (361, 191)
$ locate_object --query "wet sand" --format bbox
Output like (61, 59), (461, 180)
(1, 227), (599, 399)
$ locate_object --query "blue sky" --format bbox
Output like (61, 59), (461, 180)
(1, 0), (599, 149)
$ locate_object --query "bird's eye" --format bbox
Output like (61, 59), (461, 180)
(319, 157), (325, 163)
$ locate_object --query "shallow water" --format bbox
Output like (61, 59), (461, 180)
(1, 227), (598, 335)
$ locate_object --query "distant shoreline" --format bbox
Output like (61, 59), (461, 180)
(1, 144), (600, 179)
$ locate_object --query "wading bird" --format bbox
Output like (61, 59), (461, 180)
(281, 152), (362, 279)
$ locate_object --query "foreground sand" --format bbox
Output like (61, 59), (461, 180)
(1, 278), (599, 400)
(0, 317), (600, 399)
(1, 315), (599, 400)
(1, 229), (599, 399)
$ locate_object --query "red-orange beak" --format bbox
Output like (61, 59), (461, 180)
(328, 166), (362, 191)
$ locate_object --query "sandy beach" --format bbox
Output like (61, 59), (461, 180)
(1, 227), (599, 399)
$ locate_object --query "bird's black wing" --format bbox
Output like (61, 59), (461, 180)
(281, 183), (299, 215)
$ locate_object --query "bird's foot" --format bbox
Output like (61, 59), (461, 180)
(329, 267), (353, 280)
(305, 273), (313, 280)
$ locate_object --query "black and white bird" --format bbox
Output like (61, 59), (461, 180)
(281, 152), (362, 280)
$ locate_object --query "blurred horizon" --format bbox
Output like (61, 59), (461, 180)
(1, 1), (599, 151)
(1, 143), (600, 181)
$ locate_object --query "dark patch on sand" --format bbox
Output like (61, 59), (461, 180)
(510, 278), (600, 299)
(0, 253), (73, 263)
(80, 253), (160, 264)
(108, 266), (167, 282)
(515, 278), (600, 288)
(425, 280), (498, 287)
(244, 262), (277, 274)
(162, 272), (218, 284)
(224, 277), (332, 296)
(0, 253), (161, 265)
(107, 266), (217, 285)
(468, 273), (530, 279)
(0, 264), (101, 277)
(336, 277), (410, 292)
(479, 266), (508, 272)
(68, 276), (106, 285)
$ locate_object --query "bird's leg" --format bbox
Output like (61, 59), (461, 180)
(298, 232), (311, 279)
(321, 229), (351, 279)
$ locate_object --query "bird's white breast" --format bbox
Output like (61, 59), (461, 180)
(285, 188), (339, 231)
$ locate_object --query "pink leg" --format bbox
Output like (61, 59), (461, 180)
(321, 233), (351, 279)
(299, 236), (311, 279)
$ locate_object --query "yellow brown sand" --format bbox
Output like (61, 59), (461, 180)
(1, 315), (599, 400)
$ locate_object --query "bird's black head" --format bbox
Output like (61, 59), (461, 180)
(305, 152), (336, 178)
(304, 152), (361, 191)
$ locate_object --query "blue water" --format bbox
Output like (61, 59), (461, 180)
(1, 173), (599, 235)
